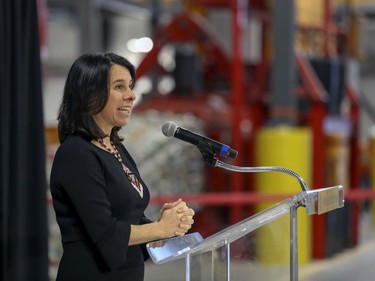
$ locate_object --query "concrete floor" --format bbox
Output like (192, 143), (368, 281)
(296, 239), (375, 281)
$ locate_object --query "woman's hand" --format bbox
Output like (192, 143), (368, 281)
(175, 201), (195, 236)
(129, 199), (195, 245)
(158, 198), (183, 221)
(158, 198), (195, 237)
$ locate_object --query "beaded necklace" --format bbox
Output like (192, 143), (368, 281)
(98, 138), (143, 198)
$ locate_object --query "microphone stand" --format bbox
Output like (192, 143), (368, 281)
(197, 141), (309, 192)
(197, 141), (309, 281)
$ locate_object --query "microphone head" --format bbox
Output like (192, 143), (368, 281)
(162, 121), (177, 137)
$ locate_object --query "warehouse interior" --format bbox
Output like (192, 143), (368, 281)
(35, 0), (375, 280)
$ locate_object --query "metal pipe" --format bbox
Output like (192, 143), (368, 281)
(290, 204), (299, 281)
(186, 253), (191, 281)
(270, 0), (296, 125)
(226, 241), (231, 281)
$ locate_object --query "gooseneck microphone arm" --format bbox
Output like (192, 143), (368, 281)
(195, 146), (309, 192)
(162, 121), (309, 192)
(214, 160), (309, 192)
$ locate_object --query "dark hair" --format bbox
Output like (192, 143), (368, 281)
(57, 52), (136, 143)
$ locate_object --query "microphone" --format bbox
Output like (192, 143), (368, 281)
(162, 121), (238, 159)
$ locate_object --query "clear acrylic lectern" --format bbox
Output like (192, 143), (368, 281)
(147, 185), (344, 281)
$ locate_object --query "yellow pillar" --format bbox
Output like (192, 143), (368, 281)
(255, 126), (312, 265)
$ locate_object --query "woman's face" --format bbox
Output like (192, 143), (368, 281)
(93, 64), (136, 135)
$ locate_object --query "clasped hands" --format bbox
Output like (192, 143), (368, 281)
(158, 198), (195, 237)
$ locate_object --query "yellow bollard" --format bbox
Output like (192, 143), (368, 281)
(255, 126), (312, 265)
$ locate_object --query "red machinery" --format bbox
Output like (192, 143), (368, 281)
(135, 0), (362, 258)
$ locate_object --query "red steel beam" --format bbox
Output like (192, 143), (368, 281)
(346, 83), (361, 247)
(296, 52), (328, 259)
(229, 0), (247, 224)
(149, 189), (375, 206)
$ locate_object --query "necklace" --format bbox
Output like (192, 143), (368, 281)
(97, 138), (143, 198)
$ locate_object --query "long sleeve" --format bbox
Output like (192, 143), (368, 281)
(50, 136), (150, 271)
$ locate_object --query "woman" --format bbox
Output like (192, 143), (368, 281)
(50, 52), (195, 281)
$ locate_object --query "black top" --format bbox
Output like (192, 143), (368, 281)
(50, 135), (152, 281)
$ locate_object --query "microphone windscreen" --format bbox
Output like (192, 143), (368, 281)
(162, 121), (177, 137)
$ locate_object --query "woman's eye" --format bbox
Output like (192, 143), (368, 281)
(115, 85), (124, 90)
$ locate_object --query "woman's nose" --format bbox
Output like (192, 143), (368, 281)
(124, 89), (136, 101)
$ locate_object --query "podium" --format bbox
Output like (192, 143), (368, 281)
(147, 185), (344, 281)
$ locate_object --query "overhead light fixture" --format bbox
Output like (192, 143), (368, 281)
(126, 37), (153, 53)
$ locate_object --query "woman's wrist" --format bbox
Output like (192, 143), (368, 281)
(152, 221), (167, 240)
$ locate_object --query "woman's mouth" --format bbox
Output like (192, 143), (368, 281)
(118, 106), (130, 114)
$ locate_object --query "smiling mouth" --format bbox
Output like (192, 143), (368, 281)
(118, 107), (130, 114)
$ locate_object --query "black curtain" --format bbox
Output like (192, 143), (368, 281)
(0, 0), (49, 280)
